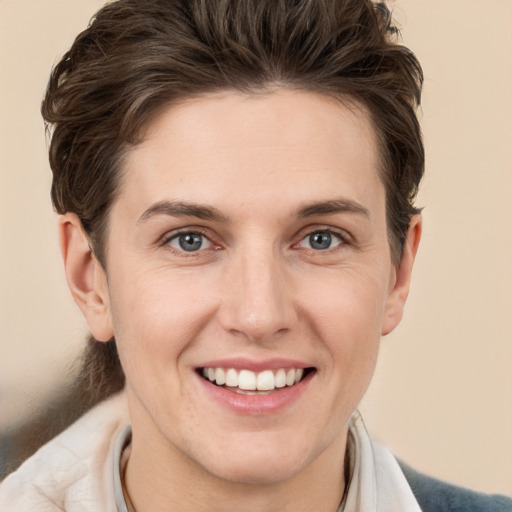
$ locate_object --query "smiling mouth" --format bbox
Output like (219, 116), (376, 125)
(198, 367), (316, 394)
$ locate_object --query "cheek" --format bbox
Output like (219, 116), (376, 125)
(299, 268), (388, 374)
(303, 267), (389, 334)
(108, 268), (219, 373)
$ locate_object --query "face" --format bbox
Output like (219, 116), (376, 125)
(82, 90), (416, 485)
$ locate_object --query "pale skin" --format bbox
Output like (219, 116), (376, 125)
(60, 90), (421, 512)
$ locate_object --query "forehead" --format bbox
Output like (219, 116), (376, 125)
(116, 90), (383, 220)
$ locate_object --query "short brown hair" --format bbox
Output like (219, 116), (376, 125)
(42, 0), (423, 408)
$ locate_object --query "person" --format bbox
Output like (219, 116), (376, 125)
(0, 0), (510, 511)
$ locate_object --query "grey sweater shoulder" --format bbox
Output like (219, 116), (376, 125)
(398, 460), (512, 512)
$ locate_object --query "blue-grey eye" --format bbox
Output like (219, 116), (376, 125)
(298, 230), (343, 250)
(169, 232), (211, 252)
(309, 232), (332, 250)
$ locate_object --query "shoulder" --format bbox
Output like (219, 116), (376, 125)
(0, 392), (129, 512)
(398, 459), (512, 512)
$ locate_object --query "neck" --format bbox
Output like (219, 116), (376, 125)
(124, 426), (348, 512)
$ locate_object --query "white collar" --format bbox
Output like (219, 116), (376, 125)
(341, 410), (422, 512)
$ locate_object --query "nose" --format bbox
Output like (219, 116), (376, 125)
(218, 246), (298, 343)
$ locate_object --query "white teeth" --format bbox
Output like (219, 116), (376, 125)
(225, 368), (238, 387)
(238, 369), (257, 390)
(215, 367), (226, 386)
(201, 367), (309, 391)
(256, 370), (275, 391)
(275, 368), (286, 388)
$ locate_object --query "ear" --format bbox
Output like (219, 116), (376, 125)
(381, 214), (422, 336)
(59, 213), (114, 342)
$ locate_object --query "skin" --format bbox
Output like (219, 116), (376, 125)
(61, 90), (421, 512)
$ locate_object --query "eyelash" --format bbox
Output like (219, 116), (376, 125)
(161, 226), (349, 256)
(161, 229), (217, 255)
(295, 228), (348, 252)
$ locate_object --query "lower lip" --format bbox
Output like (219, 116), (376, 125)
(196, 371), (314, 415)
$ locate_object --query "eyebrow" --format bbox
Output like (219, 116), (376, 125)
(138, 200), (228, 223)
(297, 198), (370, 219)
(137, 197), (369, 224)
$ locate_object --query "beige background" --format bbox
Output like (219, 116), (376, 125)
(1, 0), (511, 496)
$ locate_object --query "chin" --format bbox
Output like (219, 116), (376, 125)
(181, 431), (311, 486)
(204, 453), (309, 486)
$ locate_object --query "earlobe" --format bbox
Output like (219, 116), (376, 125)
(59, 213), (114, 342)
(381, 214), (422, 336)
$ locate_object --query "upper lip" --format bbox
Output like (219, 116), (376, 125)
(197, 357), (313, 372)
